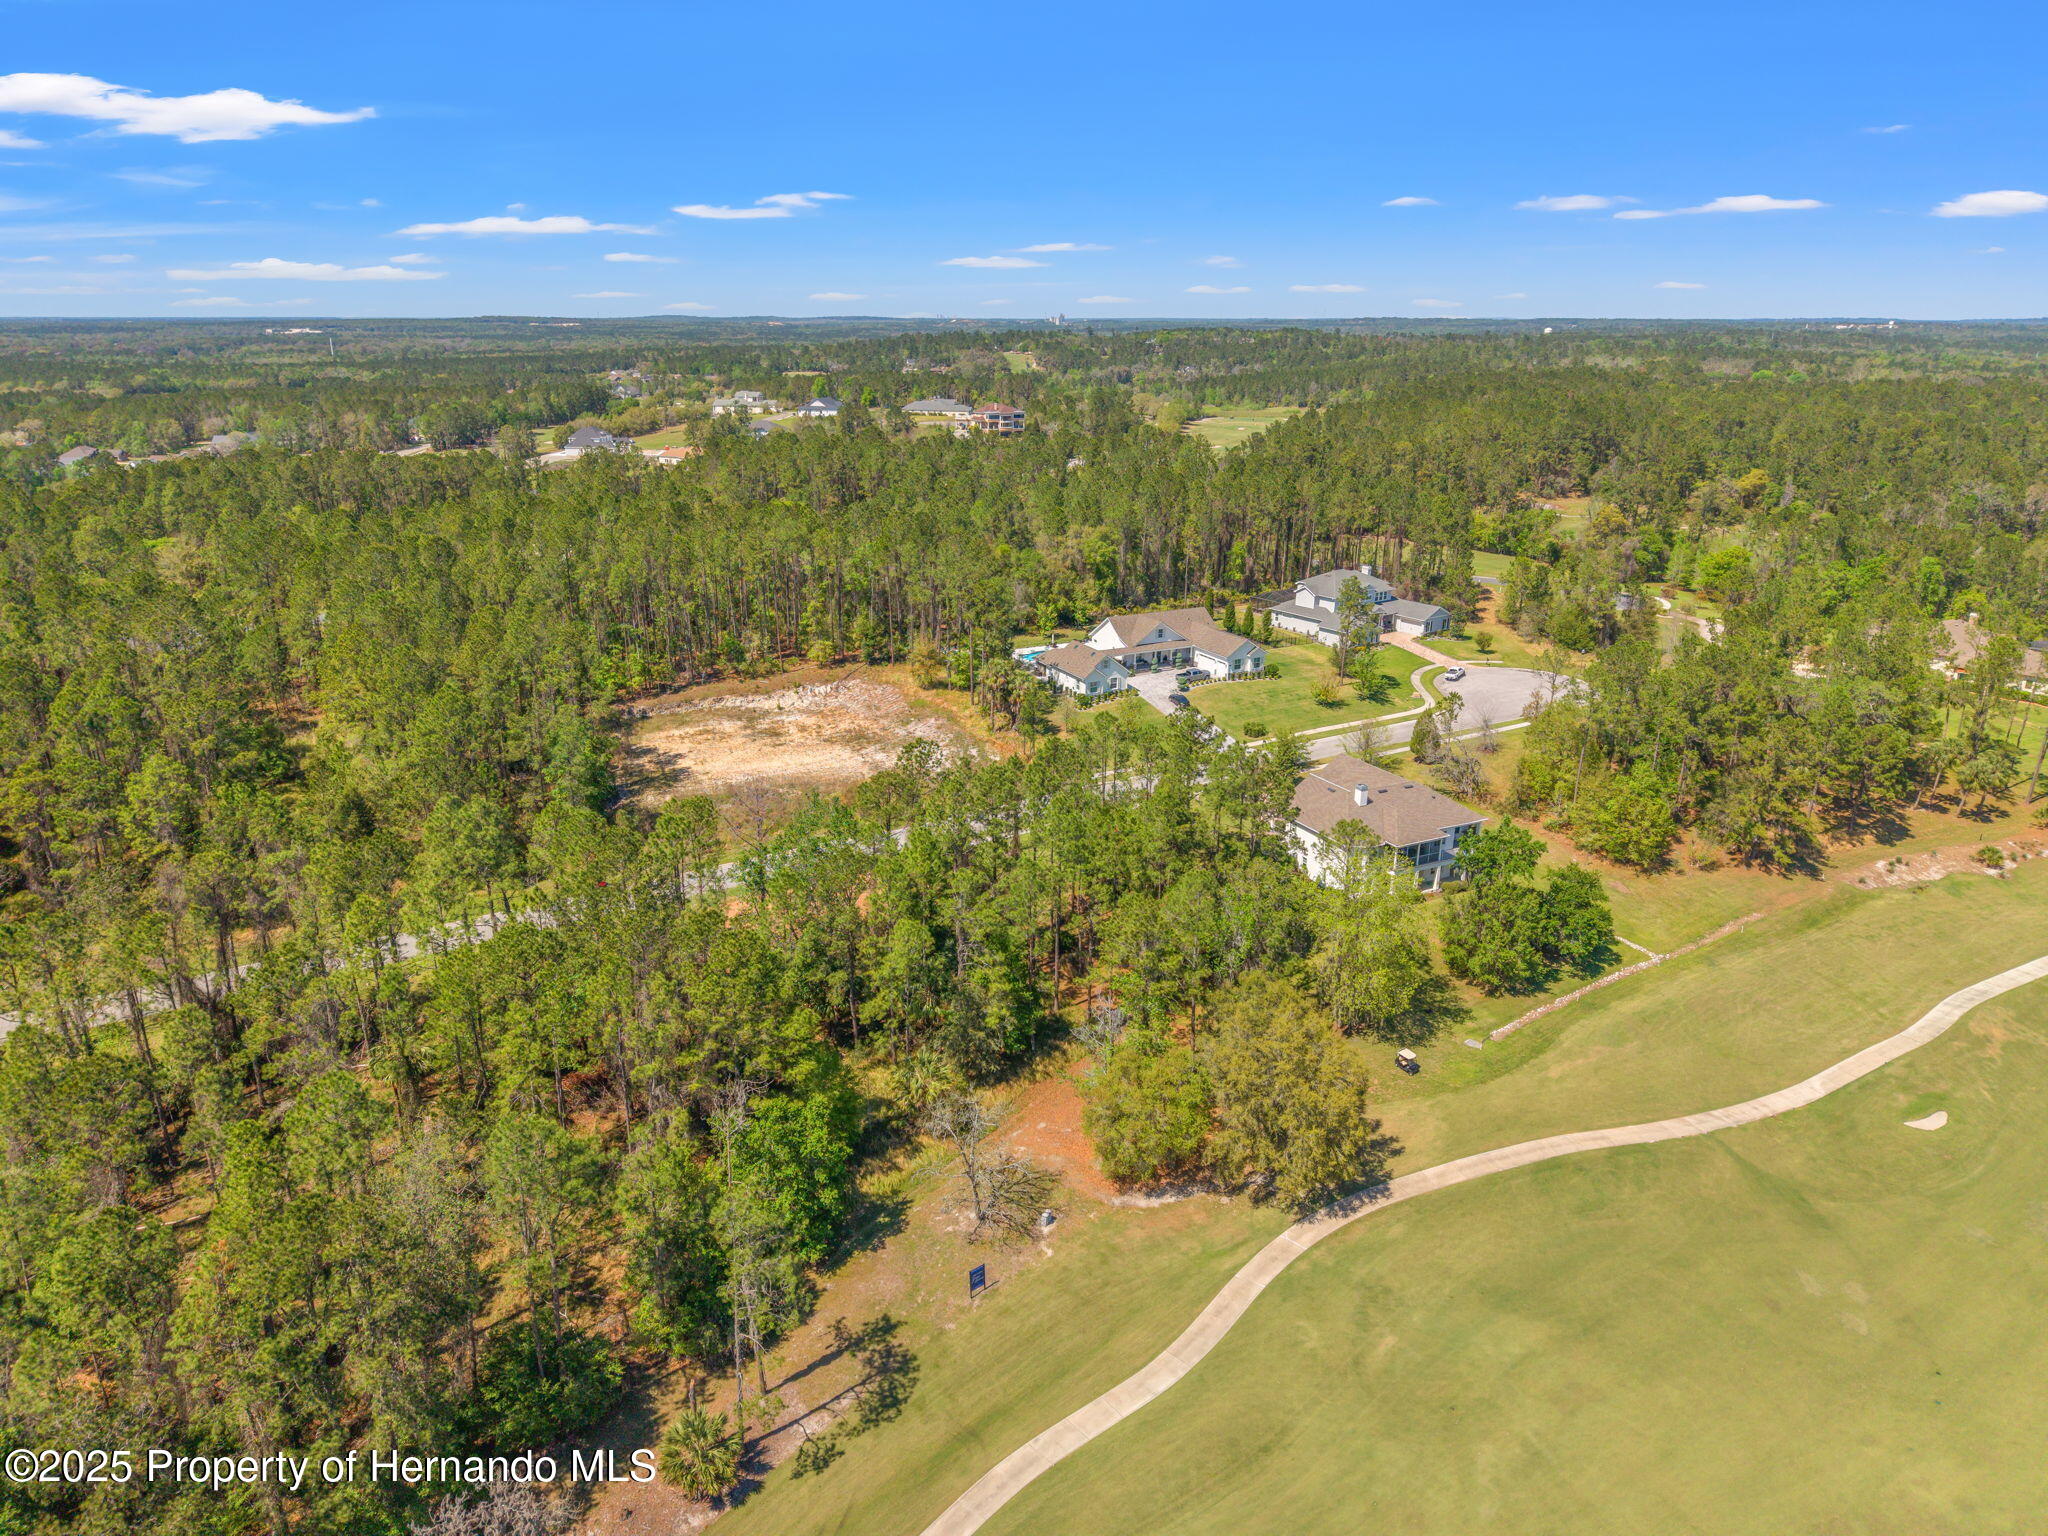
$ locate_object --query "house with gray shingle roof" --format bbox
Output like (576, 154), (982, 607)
(1023, 606), (1266, 696)
(1268, 567), (1395, 644)
(1287, 755), (1485, 891)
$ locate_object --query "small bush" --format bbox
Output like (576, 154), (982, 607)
(658, 1407), (744, 1499)
(1975, 845), (2005, 869)
(1242, 719), (1269, 738)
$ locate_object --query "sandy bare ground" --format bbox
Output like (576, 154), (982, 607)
(623, 678), (972, 810)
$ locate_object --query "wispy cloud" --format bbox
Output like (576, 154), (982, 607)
(172, 295), (311, 307)
(167, 256), (445, 282)
(1863, 123), (1911, 134)
(1200, 255), (1242, 267)
(0, 193), (50, 213)
(0, 283), (106, 295)
(572, 291), (641, 298)
(0, 255), (53, 263)
(672, 191), (849, 220)
(1617, 194), (1825, 220)
(1516, 194), (1622, 211)
(941, 255), (1046, 268)
(809, 291), (866, 300)
(1655, 280), (1706, 289)
(0, 129), (43, 150)
(1382, 196), (1438, 207)
(1930, 189), (2048, 218)
(661, 301), (714, 311)
(0, 72), (372, 142)
(1413, 298), (1463, 308)
(114, 166), (211, 189)
(1976, 245), (2006, 254)
(1187, 284), (1250, 294)
(1494, 292), (1529, 300)
(1290, 283), (1364, 293)
(398, 214), (656, 237)
(1078, 294), (1132, 303)
(1016, 242), (1111, 251)
(604, 251), (676, 263)
(386, 252), (438, 265)
(89, 253), (135, 264)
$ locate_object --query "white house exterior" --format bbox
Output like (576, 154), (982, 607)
(1266, 567), (1451, 643)
(796, 396), (843, 418)
(903, 396), (973, 423)
(1023, 607), (1266, 696)
(1286, 755), (1485, 892)
(711, 390), (777, 416)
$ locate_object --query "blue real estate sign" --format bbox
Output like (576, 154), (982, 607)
(968, 1264), (987, 1295)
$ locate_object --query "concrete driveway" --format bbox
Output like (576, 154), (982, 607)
(1304, 665), (1555, 761)
(1125, 670), (1189, 715)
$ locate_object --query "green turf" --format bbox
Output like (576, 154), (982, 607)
(1184, 405), (1302, 450)
(727, 865), (2048, 1536)
(630, 424), (697, 448)
(1188, 643), (1427, 738)
(985, 875), (2048, 1536)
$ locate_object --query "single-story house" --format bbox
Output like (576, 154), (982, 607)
(711, 390), (777, 417)
(55, 445), (100, 467)
(904, 395), (972, 421)
(642, 444), (704, 463)
(796, 396), (843, 418)
(1938, 616), (2048, 696)
(562, 425), (628, 455)
(1266, 567), (1396, 644)
(1286, 754), (1486, 892)
(1025, 607), (1266, 696)
(1031, 643), (1132, 697)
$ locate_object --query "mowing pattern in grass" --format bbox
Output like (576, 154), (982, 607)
(1183, 405), (1302, 451)
(985, 899), (2048, 1536)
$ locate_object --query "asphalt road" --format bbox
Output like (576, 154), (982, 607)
(1304, 665), (1553, 761)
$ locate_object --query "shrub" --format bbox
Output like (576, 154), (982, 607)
(1975, 845), (2005, 869)
(1243, 718), (1269, 738)
(473, 1328), (623, 1450)
(658, 1407), (744, 1499)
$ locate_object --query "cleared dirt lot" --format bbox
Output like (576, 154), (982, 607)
(622, 673), (975, 829)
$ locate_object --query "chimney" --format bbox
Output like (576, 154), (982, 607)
(1360, 564), (1375, 579)
(1353, 782), (1370, 807)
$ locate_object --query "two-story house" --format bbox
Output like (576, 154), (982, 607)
(1025, 607), (1266, 696)
(1286, 754), (1485, 891)
(1267, 567), (1452, 642)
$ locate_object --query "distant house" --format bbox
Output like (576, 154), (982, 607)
(796, 396), (843, 418)
(1267, 568), (1396, 645)
(710, 390), (776, 416)
(1377, 598), (1452, 638)
(55, 445), (99, 467)
(1938, 616), (2048, 696)
(1025, 606), (1265, 696)
(1286, 755), (1486, 892)
(968, 402), (1026, 435)
(903, 396), (972, 422)
(642, 444), (704, 464)
(562, 425), (628, 455)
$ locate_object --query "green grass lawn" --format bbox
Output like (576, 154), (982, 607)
(1184, 405), (1302, 450)
(979, 865), (2048, 1536)
(630, 423), (697, 449)
(713, 864), (2048, 1536)
(1188, 642), (1427, 738)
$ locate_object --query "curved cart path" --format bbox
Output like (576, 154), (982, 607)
(920, 954), (2048, 1536)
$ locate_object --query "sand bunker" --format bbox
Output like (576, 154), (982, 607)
(1904, 1110), (1949, 1131)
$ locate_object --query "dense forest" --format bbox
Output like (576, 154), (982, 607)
(2, 319), (2045, 1535)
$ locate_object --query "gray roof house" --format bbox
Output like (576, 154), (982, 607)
(1375, 598), (1452, 637)
(1025, 606), (1267, 697)
(903, 396), (972, 417)
(1267, 568), (1397, 644)
(564, 425), (625, 453)
(796, 396), (843, 417)
(55, 445), (99, 467)
(1032, 643), (1132, 697)
(1287, 755), (1486, 891)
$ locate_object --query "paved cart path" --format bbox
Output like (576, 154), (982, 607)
(919, 954), (2048, 1536)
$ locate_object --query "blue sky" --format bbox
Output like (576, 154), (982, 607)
(0, 0), (2042, 319)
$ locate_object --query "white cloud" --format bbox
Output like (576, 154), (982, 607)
(397, 214), (655, 237)
(1617, 194), (1826, 220)
(1290, 283), (1364, 293)
(0, 194), (49, 213)
(673, 190), (849, 219)
(1494, 291), (1529, 300)
(359, 197), (380, 208)
(167, 256), (445, 282)
(941, 255), (1045, 268)
(1516, 194), (1620, 211)
(1413, 298), (1463, 308)
(1200, 255), (1242, 267)
(0, 284), (105, 295)
(573, 290), (641, 298)
(0, 73), (372, 143)
(661, 301), (715, 311)
(1078, 294), (1132, 303)
(1655, 280), (1706, 289)
(979, 299), (1013, 306)
(89, 253), (135, 263)
(1383, 196), (1438, 207)
(1187, 284), (1250, 294)
(171, 295), (310, 307)
(0, 129), (43, 149)
(1864, 123), (1911, 134)
(603, 251), (676, 263)
(1976, 245), (2006, 254)
(385, 252), (437, 265)
(114, 166), (210, 188)
(0, 255), (53, 263)
(809, 291), (866, 300)
(1930, 189), (2048, 218)
(1016, 242), (1111, 251)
